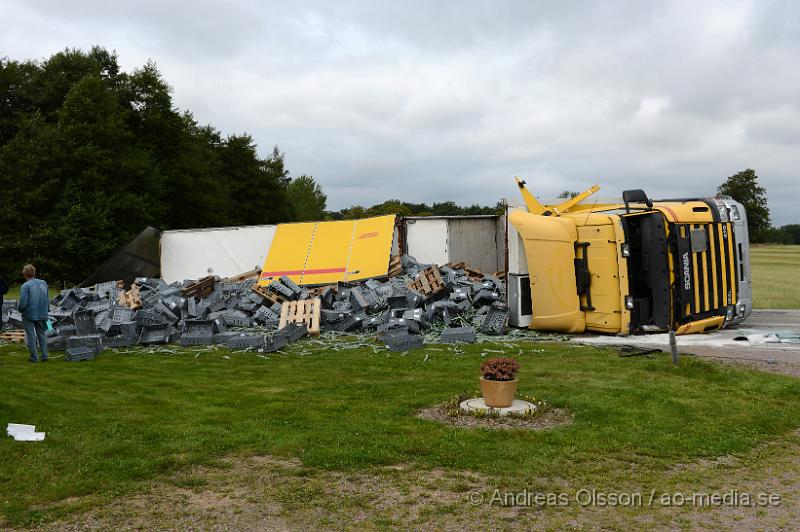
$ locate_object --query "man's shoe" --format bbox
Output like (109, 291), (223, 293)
(41, 358), (48, 362)
(28, 359), (38, 363)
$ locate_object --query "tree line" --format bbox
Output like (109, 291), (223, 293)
(326, 199), (503, 220)
(0, 47), (328, 283)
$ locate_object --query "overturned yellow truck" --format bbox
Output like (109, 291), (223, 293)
(510, 178), (752, 335)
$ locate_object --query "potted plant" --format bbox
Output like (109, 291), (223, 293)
(479, 357), (520, 407)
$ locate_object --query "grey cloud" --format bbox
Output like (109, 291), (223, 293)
(3, 0), (799, 224)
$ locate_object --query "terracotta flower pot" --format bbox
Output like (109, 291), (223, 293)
(480, 377), (518, 408)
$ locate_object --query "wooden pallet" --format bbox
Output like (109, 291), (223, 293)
(445, 262), (484, 281)
(117, 284), (142, 310)
(251, 284), (287, 306)
(387, 255), (402, 277)
(306, 285), (336, 298)
(223, 268), (262, 283)
(278, 298), (321, 336)
(0, 330), (26, 343)
(408, 265), (446, 296)
(181, 275), (216, 299)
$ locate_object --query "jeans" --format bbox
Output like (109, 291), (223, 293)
(23, 319), (48, 362)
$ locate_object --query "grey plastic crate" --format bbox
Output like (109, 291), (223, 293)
(46, 334), (67, 351)
(384, 332), (424, 352)
(118, 321), (138, 339)
(66, 334), (104, 355)
(48, 308), (72, 322)
(479, 303), (510, 335)
(59, 290), (83, 311)
(65, 346), (96, 362)
(184, 319), (214, 335)
(105, 334), (138, 348)
(134, 309), (168, 326)
(178, 334), (213, 346)
(279, 276), (303, 297)
(268, 279), (296, 300)
(56, 324), (77, 338)
(225, 334), (265, 349)
(213, 331), (239, 344)
(320, 287), (337, 308)
(139, 323), (171, 345)
(473, 289), (500, 308)
(87, 300), (112, 313)
(221, 312), (252, 327)
(236, 300), (259, 313)
(73, 309), (96, 336)
(186, 297), (198, 318)
(208, 299), (226, 313)
(276, 323), (308, 343)
(361, 311), (390, 329)
(387, 295), (408, 310)
(6, 310), (24, 329)
(440, 326), (477, 344)
(253, 306), (280, 323)
(321, 309), (350, 324)
(377, 318), (420, 335)
(179, 319), (215, 346)
(110, 306), (134, 323)
(261, 334), (289, 353)
(152, 301), (179, 324)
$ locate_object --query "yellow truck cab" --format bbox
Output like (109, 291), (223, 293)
(509, 179), (752, 335)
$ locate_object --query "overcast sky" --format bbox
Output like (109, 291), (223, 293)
(3, 0), (799, 224)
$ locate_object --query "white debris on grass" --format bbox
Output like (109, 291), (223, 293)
(7, 423), (46, 442)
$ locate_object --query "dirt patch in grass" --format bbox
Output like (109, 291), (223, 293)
(24, 436), (800, 532)
(30, 455), (493, 531)
(416, 404), (573, 431)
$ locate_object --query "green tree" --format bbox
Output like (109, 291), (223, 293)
(766, 224), (800, 244)
(717, 169), (770, 243)
(287, 175), (327, 221)
(221, 142), (294, 225)
(0, 47), (307, 283)
(781, 224), (800, 245)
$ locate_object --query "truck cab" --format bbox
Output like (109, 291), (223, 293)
(509, 180), (752, 335)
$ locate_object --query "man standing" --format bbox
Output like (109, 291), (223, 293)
(18, 264), (49, 363)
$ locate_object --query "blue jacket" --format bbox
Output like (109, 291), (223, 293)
(18, 278), (49, 321)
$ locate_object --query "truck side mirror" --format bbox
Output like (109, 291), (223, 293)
(622, 189), (653, 213)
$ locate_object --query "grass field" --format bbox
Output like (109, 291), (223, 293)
(750, 245), (800, 309)
(2, 341), (800, 528)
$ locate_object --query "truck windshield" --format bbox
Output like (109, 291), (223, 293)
(621, 212), (671, 331)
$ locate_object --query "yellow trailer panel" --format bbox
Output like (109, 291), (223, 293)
(259, 215), (396, 286)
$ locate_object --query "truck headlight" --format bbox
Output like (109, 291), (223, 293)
(621, 243), (631, 257)
(625, 296), (634, 310)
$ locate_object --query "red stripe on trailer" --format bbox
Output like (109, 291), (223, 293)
(260, 267), (347, 278)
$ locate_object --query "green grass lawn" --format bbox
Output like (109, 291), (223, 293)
(751, 245), (800, 309)
(3, 285), (59, 300)
(2, 341), (800, 527)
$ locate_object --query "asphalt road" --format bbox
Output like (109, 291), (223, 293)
(575, 309), (800, 377)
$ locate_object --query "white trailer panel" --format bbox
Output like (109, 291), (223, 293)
(404, 218), (449, 266)
(161, 225), (276, 283)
